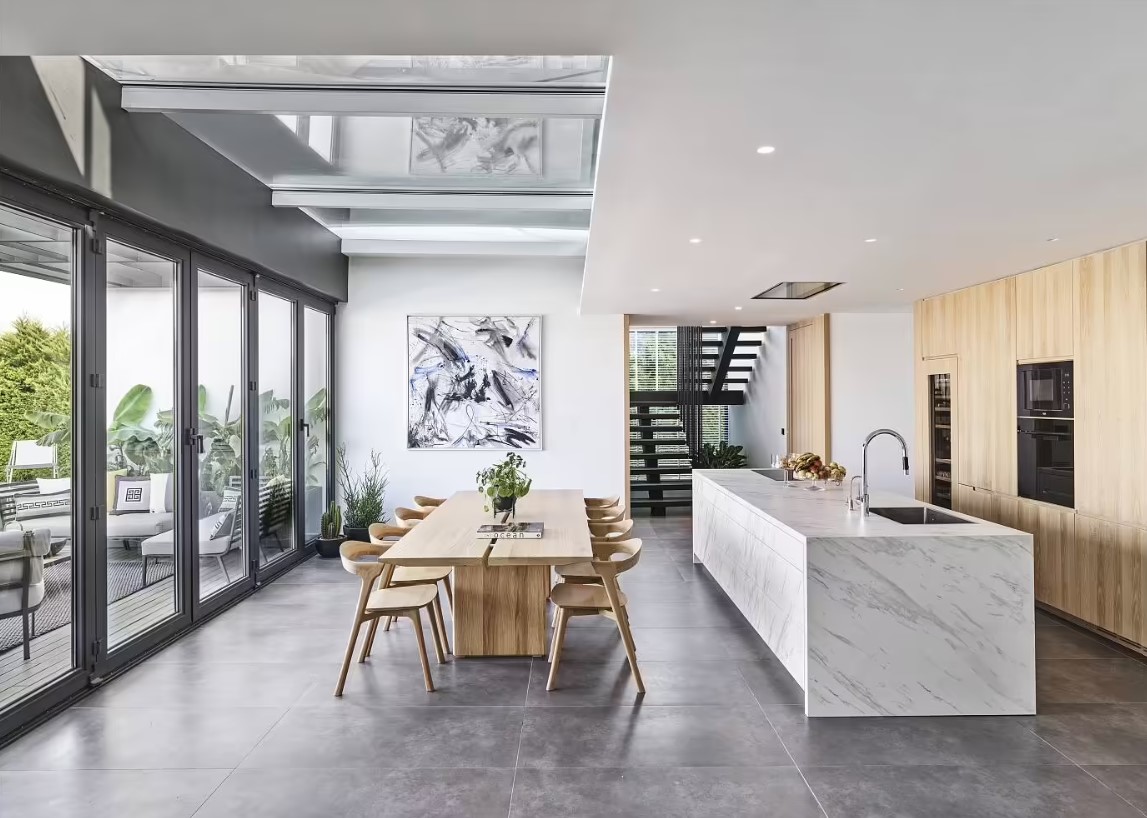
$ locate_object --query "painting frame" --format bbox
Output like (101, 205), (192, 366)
(406, 315), (543, 451)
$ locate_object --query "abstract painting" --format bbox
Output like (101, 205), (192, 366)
(410, 117), (542, 176)
(407, 316), (541, 449)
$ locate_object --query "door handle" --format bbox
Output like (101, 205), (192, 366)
(185, 428), (205, 454)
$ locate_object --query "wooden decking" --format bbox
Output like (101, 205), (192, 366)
(0, 558), (239, 713)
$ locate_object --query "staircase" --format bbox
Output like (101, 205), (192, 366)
(700, 326), (767, 398)
(629, 397), (693, 515)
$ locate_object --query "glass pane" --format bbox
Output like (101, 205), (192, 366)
(258, 292), (295, 564)
(197, 271), (248, 599)
(86, 55), (609, 87)
(303, 309), (330, 542)
(0, 203), (77, 711)
(105, 240), (179, 649)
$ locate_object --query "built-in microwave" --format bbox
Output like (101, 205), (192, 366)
(1017, 361), (1073, 419)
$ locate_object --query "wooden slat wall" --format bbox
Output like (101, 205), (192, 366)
(786, 315), (830, 458)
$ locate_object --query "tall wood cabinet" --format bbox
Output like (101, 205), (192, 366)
(916, 239), (1147, 651)
(787, 316), (830, 457)
(1075, 244), (1147, 527)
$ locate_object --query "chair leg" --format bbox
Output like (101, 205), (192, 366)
(141, 556), (148, 587)
(384, 615), (395, 632)
(30, 610), (36, 638)
(335, 584), (372, 696)
(218, 556), (230, 583)
(410, 608), (435, 692)
(442, 574), (454, 616)
(428, 598), (447, 664)
(21, 611), (30, 660)
(546, 608), (570, 691)
(359, 617), (380, 663)
(614, 603), (645, 693)
(431, 593), (451, 658)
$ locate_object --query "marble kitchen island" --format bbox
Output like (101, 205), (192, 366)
(693, 469), (1035, 717)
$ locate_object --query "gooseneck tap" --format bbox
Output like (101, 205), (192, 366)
(859, 428), (910, 515)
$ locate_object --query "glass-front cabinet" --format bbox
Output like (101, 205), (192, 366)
(929, 373), (953, 509)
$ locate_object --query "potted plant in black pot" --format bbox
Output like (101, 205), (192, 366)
(336, 444), (388, 542)
(690, 441), (748, 469)
(314, 501), (345, 558)
(476, 452), (532, 517)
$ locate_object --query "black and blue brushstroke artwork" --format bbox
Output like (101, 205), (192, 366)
(407, 316), (541, 449)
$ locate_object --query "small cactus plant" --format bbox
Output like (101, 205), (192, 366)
(320, 501), (342, 540)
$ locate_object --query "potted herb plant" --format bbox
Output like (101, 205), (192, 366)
(690, 441), (748, 469)
(476, 452), (532, 517)
(315, 501), (344, 558)
(336, 444), (388, 541)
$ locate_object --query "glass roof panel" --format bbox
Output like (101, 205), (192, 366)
(86, 55), (608, 88)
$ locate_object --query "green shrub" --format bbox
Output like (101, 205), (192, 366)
(0, 317), (71, 478)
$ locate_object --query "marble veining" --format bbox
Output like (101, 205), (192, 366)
(692, 471), (1035, 718)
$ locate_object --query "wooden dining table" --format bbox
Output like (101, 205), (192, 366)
(380, 489), (593, 657)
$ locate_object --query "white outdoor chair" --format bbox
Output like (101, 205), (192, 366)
(6, 441), (57, 482)
(0, 529), (51, 660)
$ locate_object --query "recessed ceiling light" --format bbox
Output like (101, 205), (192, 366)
(864, 238), (878, 243)
(897, 288), (905, 292)
(1047, 237), (1059, 242)
(756, 145), (776, 155)
(709, 320), (717, 324)
(734, 306), (743, 311)
(650, 287), (661, 292)
(689, 237), (702, 244)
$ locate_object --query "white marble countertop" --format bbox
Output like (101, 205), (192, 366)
(693, 469), (1024, 542)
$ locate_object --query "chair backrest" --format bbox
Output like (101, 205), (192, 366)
(584, 495), (620, 509)
(588, 519), (634, 542)
(7, 441), (57, 481)
(338, 540), (391, 586)
(591, 537), (642, 576)
(394, 506), (429, 528)
(586, 504), (626, 524)
(369, 522), (408, 542)
(413, 495), (445, 509)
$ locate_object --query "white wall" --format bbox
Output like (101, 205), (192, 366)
(829, 313), (914, 494)
(337, 256), (625, 518)
(728, 326), (788, 466)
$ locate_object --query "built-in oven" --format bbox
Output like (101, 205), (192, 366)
(1017, 361), (1073, 418)
(1017, 417), (1074, 508)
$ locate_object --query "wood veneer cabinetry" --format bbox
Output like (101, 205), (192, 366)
(917, 293), (961, 359)
(1075, 244), (1147, 527)
(1073, 515), (1146, 645)
(787, 316), (830, 457)
(1014, 261), (1074, 361)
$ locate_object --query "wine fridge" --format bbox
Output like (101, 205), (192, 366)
(929, 373), (953, 508)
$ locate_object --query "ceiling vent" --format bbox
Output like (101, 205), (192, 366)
(752, 281), (842, 300)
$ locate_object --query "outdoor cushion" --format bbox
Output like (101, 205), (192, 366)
(141, 512), (233, 559)
(13, 490), (70, 522)
(0, 529), (49, 615)
(107, 512), (173, 539)
(111, 475), (151, 514)
(36, 477), (70, 495)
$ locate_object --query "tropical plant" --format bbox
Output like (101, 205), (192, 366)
(2, 317), (72, 478)
(199, 385), (243, 493)
(320, 501), (342, 539)
(304, 387), (328, 488)
(691, 441), (748, 469)
(336, 444), (388, 528)
(475, 452), (532, 512)
(259, 390), (292, 478)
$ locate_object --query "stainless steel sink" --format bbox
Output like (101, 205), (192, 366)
(868, 507), (971, 525)
(751, 468), (787, 481)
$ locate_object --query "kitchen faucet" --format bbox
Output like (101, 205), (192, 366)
(857, 428), (910, 515)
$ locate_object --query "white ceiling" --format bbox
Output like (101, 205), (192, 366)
(6, 1), (1147, 325)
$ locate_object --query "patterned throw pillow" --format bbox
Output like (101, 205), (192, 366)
(112, 476), (151, 514)
(209, 511), (235, 540)
(14, 490), (71, 521)
(219, 488), (241, 512)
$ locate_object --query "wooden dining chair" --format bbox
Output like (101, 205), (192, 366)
(584, 495), (620, 509)
(556, 520), (636, 586)
(395, 506), (432, 528)
(547, 538), (644, 693)
(413, 495), (446, 510)
(366, 523), (453, 654)
(335, 540), (446, 696)
(586, 504), (626, 524)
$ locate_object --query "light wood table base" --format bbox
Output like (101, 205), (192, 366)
(452, 564), (551, 656)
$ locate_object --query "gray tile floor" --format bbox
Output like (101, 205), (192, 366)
(2, 512), (1147, 816)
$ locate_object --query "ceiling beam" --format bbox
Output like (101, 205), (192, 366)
(121, 85), (604, 117)
(341, 239), (586, 257)
(272, 189), (593, 211)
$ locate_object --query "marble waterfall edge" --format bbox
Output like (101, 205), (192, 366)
(692, 470), (1035, 718)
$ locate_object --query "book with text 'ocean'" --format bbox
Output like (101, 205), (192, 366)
(476, 522), (544, 539)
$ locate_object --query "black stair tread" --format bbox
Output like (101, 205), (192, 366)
(700, 365), (755, 372)
(631, 483), (692, 492)
(631, 498), (693, 508)
(701, 340), (763, 347)
(629, 451), (691, 459)
(629, 426), (685, 434)
(630, 410), (680, 416)
(631, 466), (692, 475)
(701, 353), (757, 360)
